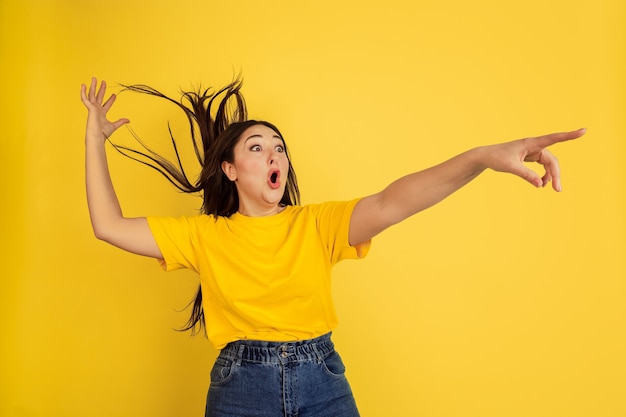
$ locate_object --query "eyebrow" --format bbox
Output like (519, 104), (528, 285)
(244, 134), (284, 143)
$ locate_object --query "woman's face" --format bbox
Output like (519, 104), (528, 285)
(221, 124), (290, 216)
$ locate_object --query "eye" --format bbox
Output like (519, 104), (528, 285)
(275, 145), (285, 153)
(250, 145), (262, 152)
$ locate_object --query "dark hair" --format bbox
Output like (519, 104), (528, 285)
(109, 78), (300, 336)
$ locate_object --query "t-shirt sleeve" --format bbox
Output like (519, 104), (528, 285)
(146, 216), (202, 272)
(313, 198), (371, 264)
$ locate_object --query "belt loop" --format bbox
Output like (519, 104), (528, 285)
(235, 344), (245, 366)
(311, 342), (323, 364)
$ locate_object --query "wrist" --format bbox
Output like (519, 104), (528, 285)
(85, 128), (108, 144)
(467, 146), (489, 172)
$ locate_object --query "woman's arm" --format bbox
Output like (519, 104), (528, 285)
(82, 77), (162, 258)
(349, 129), (586, 246)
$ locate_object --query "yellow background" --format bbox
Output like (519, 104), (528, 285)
(2, 0), (624, 416)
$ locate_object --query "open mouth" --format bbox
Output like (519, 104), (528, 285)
(268, 170), (281, 188)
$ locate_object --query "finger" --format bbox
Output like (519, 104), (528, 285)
(104, 118), (130, 138)
(507, 162), (543, 188)
(530, 128), (586, 150)
(112, 118), (130, 130)
(541, 171), (553, 188)
(102, 93), (117, 113)
(87, 77), (97, 101)
(96, 79), (107, 104)
(540, 150), (562, 191)
(80, 83), (87, 102)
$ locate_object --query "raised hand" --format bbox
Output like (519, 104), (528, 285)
(480, 128), (586, 191)
(80, 77), (129, 141)
(82, 77), (161, 259)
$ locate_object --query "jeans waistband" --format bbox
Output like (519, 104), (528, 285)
(220, 332), (335, 364)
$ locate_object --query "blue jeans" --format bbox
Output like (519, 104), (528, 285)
(206, 333), (360, 417)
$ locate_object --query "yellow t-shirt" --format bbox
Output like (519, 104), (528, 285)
(147, 199), (370, 349)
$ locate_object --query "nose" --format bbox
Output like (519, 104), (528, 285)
(269, 150), (280, 165)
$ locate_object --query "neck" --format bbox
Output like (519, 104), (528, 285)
(237, 203), (285, 217)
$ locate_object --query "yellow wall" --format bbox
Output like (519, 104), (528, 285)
(2, 0), (624, 416)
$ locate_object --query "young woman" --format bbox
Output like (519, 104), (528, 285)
(81, 76), (584, 417)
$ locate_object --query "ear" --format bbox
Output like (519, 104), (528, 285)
(221, 161), (237, 181)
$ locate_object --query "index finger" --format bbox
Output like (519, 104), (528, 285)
(531, 128), (586, 149)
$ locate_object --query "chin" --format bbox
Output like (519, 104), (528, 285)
(263, 190), (285, 205)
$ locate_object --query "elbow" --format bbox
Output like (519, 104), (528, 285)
(90, 220), (118, 244)
(92, 225), (111, 243)
(377, 195), (409, 227)
(89, 212), (127, 244)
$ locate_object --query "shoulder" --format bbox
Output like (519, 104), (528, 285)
(286, 199), (362, 228)
(299, 198), (362, 216)
(147, 213), (219, 231)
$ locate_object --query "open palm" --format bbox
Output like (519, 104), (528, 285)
(80, 77), (129, 140)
